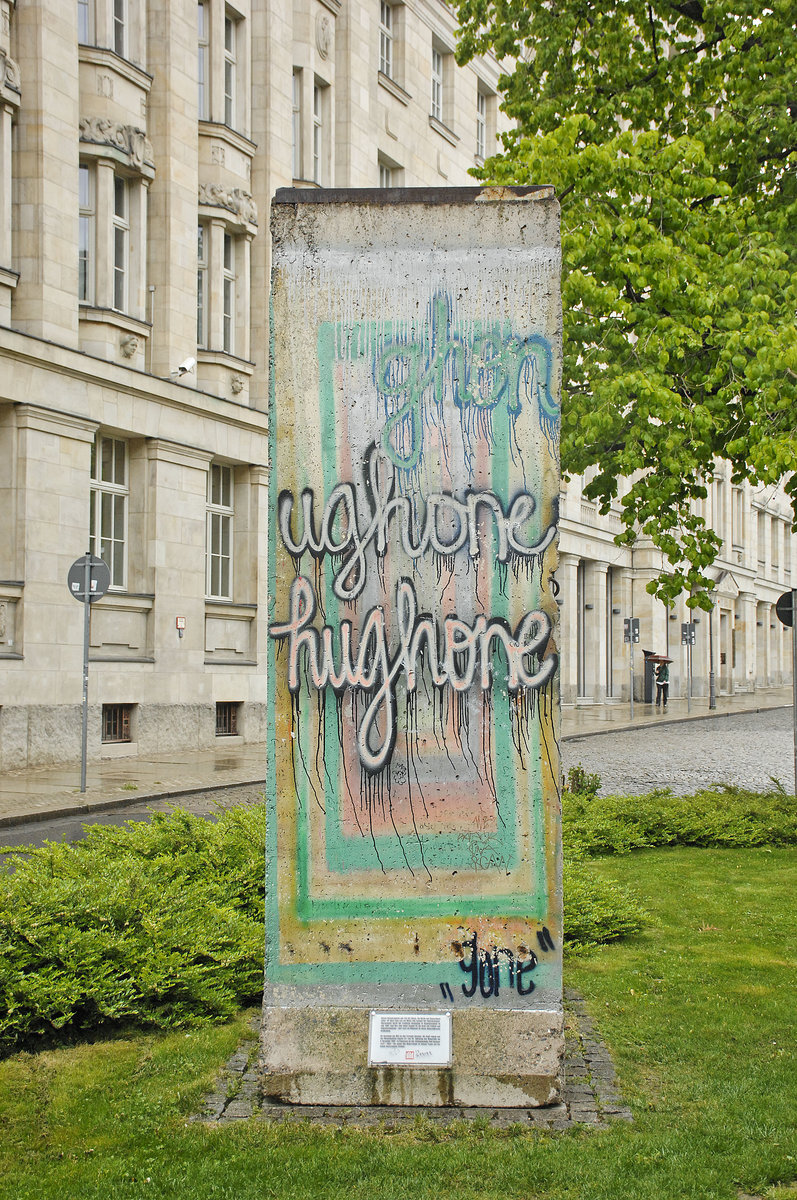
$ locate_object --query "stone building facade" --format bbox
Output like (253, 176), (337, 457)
(0, 0), (793, 769)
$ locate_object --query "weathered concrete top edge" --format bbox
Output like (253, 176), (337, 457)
(273, 185), (555, 206)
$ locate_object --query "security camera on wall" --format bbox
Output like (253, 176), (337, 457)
(171, 356), (196, 378)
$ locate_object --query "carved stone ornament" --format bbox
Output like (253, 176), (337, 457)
(0, 601), (6, 642)
(316, 12), (333, 60)
(120, 333), (139, 358)
(230, 375), (245, 395)
(0, 47), (21, 96)
(79, 117), (154, 169)
(198, 183), (258, 226)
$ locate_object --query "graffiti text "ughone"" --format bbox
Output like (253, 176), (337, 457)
(277, 446), (555, 603)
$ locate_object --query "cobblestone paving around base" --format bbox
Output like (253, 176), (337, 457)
(194, 991), (631, 1130)
(563, 708), (795, 796)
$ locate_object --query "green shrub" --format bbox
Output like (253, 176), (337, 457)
(563, 858), (647, 951)
(0, 808), (265, 1051)
(563, 762), (602, 800)
(16, 784), (781, 1047)
(563, 784), (797, 857)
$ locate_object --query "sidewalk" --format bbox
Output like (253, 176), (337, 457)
(0, 688), (792, 829)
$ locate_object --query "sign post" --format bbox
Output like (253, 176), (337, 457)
(681, 621), (695, 714)
(67, 552), (110, 792)
(775, 589), (797, 794)
(624, 617), (639, 719)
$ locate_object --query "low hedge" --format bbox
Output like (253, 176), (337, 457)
(563, 784), (797, 857)
(4, 782), (791, 1050)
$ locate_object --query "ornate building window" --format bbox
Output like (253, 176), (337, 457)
(292, 69), (302, 179)
(78, 0), (92, 43)
(206, 463), (234, 599)
(197, 222), (208, 347)
(198, 2), (210, 119)
(194, 202), (253, 362)
(90, 434), (128, 589)
(312, 81), (326, 185)
(431, 48), (443, 122)
(112, 175), (129, 312)
(224, 11), (238, 127)
(476, 89), (486, 159)
(222, 231), (236, 354)
(113, 0), (126, 57)
(79, 164), (95, 304)
(379, 1), (393, 78)
(197, 3), (248, 135)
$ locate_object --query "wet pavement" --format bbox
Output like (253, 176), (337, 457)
(0, 687), (792, 842)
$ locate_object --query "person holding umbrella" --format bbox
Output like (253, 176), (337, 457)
(655, 658), (670, 709)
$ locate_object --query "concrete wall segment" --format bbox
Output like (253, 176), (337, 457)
(263, 188), (562, 1106)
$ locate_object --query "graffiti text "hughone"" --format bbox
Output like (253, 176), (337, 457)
(270, 575), (555, 773)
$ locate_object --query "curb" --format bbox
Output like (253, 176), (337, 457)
(562, 703), (792, 743)
(0, 776), (266, 831)
(1, 703), (791, 831)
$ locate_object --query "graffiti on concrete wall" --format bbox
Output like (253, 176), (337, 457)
(267, 206), (562, 1011)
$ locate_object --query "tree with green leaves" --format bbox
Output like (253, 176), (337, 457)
(454, 1), (797, 606)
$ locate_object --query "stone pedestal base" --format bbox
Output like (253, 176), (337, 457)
(260, 1006), (564, 1108)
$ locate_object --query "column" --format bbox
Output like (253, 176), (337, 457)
(738, 591), (757, 693)
(6, 406), (98, 765)
(146, 2), (200, 378)
(584, 559), (609, 702)
(556, 551), (578, 704)
(12, 0), (80, 342)
(143, 439), (213, 751)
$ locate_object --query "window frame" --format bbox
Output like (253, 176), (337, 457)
(222, 231), (235, 355)
(90, 434), (128, 591)
(78, 163), (95, 305)
(78, 0), (93, 43)
(379, 1), (393, 78)
(198, 1), (210, 119)
(112, 174), (129, 313)
(379, 161), (392, 188)
(206, 463), (234, 600)
(476, 89), (486, 159)
(292, 69), (303, 179)
(224, 10), (238, 128)
(430, 48), (443, 122)
(197, 221), (209, 348)
(113, 0), (126, 58)
(312, 81), (325, 185)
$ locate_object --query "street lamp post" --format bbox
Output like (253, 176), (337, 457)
(708, 600), (717, 710)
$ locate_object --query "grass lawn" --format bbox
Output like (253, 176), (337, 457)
(0, 846), (794, 1200)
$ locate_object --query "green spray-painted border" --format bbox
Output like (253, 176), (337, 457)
(292, 319), (548, 921)
(267, 300), (555, 984)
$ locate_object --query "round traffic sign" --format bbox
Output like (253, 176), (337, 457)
(775, 590), (795, 628)
(67, 554), (111, 603)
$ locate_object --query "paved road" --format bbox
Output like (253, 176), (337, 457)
(2, 710), (792, 850)
(563, 707), (795, 796)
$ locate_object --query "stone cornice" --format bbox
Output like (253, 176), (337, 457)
(198, 183), (258, 228)
(78, 44), (152, 90)
(79, 117), (154, 173)
(0, 47), (20, 106)
(13, 404), (98, 441)
(378, 72), (411, 106)
(198, 120), (256, 156)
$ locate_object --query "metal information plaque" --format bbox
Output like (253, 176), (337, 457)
(368, 1011), (452, 1067)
